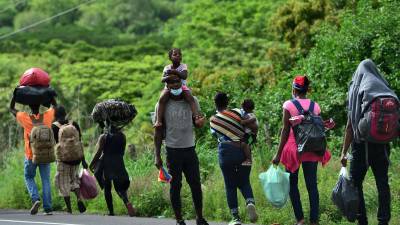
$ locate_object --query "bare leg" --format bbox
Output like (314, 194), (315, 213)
(155, 89), (170, 127)
(240, 142), (252, 166)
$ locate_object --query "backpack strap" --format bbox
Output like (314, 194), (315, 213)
(291, 99), (305, 115)
(53, 121), (62, 129)
(30, 114), (44, 125)
(309, 101), (315, 115)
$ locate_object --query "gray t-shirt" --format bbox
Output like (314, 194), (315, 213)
(155, 97), (200, 148)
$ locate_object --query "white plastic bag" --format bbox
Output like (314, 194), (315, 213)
(259, 165), (290, 208)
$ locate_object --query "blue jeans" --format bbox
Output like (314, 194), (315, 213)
(288, 162), (319, 223)
(24, 159), (52, 212)
(218, 142), (254, 215)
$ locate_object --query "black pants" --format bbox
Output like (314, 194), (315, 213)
(166, 146), (203, 214)
(287, 162), (319, 223)
(218, 142), (254, 216)
(350, 142), (391, 225)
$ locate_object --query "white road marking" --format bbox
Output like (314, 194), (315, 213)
(0, 219), (83, 225)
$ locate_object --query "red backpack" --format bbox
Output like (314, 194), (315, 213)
(358, 97), (399, 143)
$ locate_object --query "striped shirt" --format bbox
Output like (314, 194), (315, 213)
(210, 108), (245, 142)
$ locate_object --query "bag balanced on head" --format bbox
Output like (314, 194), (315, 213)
(30, 115), (56, 164)
(54, 121), (84, 162)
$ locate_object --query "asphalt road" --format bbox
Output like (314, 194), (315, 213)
(0, 210), (248, 225)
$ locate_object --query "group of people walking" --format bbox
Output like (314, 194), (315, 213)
(9, 47), (397, 225)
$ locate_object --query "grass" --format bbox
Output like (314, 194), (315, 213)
(0, 142), (399, 225)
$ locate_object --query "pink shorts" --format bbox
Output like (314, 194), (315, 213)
(164, 84), (190, 91)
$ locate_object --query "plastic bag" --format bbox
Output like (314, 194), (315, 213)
(80, 169), (99, 200)
(331, 167), (359, 222)
(158, 167), (172, 183)
(259, 165), (290, 208)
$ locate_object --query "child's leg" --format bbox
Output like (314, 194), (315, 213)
(240, 142), (252, 166)
(155, 89), (170, 127)
(247, 122), (258, 135)
(182, 90), (199, 117)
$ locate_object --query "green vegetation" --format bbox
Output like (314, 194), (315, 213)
(0, 0), (399, 224)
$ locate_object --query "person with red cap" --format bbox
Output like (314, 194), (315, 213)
(272, 75), (331, 225)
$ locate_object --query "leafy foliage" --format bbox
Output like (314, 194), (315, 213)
(0, 0), (399, 224)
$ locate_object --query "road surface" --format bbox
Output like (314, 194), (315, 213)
(0, 210), (251, 225)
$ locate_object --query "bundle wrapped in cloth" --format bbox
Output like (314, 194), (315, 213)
(91, 99), (137, 127)
(14, 86), (57, 107)
(14, 68), (56, 107)
(19, 68), (51, 87)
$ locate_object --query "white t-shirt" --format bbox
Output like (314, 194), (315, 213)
(162, 63), (188, 86)
(240, 108), (258, 134)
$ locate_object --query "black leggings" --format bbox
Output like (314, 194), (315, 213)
(104, 179), (129, 214)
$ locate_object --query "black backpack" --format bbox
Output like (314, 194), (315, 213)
(291, 99), (326, 156)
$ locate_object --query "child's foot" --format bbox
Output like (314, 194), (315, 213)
(154, 121), (163, 127)
(241, 159), (252, 166)
(126, 202), (136, 217)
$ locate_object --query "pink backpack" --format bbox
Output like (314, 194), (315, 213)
(358, 97), (399, 143)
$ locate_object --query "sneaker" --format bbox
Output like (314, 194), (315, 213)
(77, 200), (86, 213)
(176, 220), (186, 225)
(126, 202), (136, 217)
(30, 201), (41, 215)
(246, 203), (258, 223)
(43, 211), (53, 216)
(196, 218), (209, 225)
(229, 217), (241, 225)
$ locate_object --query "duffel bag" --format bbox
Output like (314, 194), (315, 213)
(14, 86), (57, 107)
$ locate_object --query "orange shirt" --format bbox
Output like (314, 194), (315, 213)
(16, 108), (55, 160)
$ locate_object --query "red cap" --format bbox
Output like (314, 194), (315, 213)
(292, 75), (307, 91)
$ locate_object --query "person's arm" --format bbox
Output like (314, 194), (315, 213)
(175, 70), (188, 80)
(51, 124), (59, 143)
(166, 68), (188, 80)
(241, 117), (257, 126)
(9, 94), (18, 117)
(193, 98), (205, 128)
(161, 74), (180, 83)
(73, 122), (82, 141)
(154, 126), (164, 169)
(340, 118), (353, 167)
(81, 156), (89, 169)
(89, 134), (105, 172)
(272, 109), (291, 164)
(50, 97), (57, 107)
